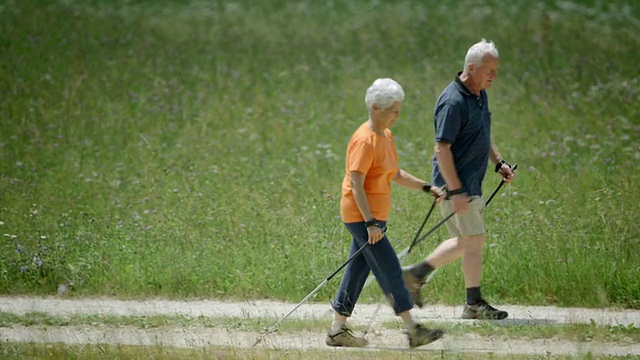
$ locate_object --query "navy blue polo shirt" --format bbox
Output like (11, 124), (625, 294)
(431, 72), (492, 196)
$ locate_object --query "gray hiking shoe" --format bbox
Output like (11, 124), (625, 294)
(462, 299), (508, 320)
(325, 326), (369, 347)
(407, 323), (444, 348)
(402, 267), (426, 308)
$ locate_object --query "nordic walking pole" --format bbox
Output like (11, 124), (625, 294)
(362, 213), (451, 336)
(401, 197), (438, 260)
(363, 165), (517, 336)
(485, 163), (517, 208)
(362, 198), (437, 288)
(251, 232), (380, 347)
(361, 199), (440, 336)
(412, 164), (518, 288)
(412, 164), (517, 248)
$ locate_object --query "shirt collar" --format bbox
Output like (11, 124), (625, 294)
(454, 71), (475, 96)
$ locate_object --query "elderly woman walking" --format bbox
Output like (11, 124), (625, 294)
(326, 78), (445, 348)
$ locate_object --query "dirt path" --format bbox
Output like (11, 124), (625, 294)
(1, 296), (639, 356)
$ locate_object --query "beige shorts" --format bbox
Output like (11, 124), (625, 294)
(439, 196), (486, 237)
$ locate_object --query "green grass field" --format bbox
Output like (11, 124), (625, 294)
(1, 0), (639, 309)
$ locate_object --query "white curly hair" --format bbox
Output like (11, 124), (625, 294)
(365, 78), (404, 112)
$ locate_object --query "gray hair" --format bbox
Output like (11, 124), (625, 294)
(463, 38), (499, 71)
(365, 78), (404, 112)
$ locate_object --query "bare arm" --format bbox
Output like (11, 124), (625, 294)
(350, 170), (384, 244)
(350, 171), (375, 221)
(489, 140), (504, 166)
(490, 140), (516, 183)
(434, 141), (462, 191)
(435, 141), (470, 214)
(392, 169), (428, 190)
(393, 169), (444, 199)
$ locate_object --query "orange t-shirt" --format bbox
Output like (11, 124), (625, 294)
(340, 122), (399, 223)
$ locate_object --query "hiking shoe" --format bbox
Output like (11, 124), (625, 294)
(325, 326), (369, 347)
(406, 323), (444, 348)
(462, 299), (509, 320)
(402, 267), (426, 308)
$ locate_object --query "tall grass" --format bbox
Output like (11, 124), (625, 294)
(1, 0), (639, 308)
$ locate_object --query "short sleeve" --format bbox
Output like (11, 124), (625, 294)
(434, 100), (463, 144)
(347, 139), (374, 174)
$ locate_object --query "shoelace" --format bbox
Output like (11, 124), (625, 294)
(341, 327), (357, 338)
(477, 300), (501, 312)
(328, 326), (356, 339)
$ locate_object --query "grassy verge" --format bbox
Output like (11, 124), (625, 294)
(0, 342), (634, 360)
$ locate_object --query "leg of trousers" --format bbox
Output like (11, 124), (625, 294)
(331, 221), (413, 316)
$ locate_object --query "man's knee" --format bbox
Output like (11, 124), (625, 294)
(460, 234), (485, 253)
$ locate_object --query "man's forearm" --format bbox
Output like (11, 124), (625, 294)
(435, 144), (463, 191)
(490, 142), (503, 165)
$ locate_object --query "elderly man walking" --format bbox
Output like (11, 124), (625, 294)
(403, 39), (516, 320)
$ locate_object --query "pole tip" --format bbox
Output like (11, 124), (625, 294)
(251, 337), (262, 348)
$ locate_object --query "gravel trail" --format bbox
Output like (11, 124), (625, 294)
(1, 296), (639, 356)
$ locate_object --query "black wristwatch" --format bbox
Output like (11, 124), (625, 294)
(364, 218), (379, 228)
(422, 183), (432, 193)
(447, 188), (465, 196)
(495, 159), (511, 173)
